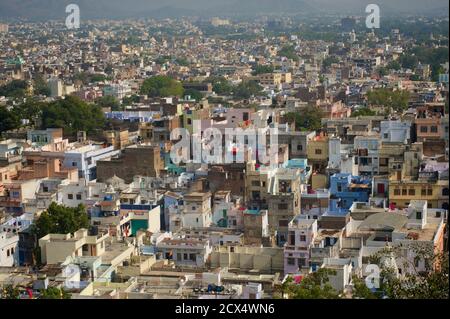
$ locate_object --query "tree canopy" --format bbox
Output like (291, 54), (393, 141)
(96, 95), (121, 111)
(208, 76), (233, 95)
(233, 80), (263, 99)
(140, 75), (184, 97)
(252, 64), (274, 75)
(31, 202), (89, 240)
(184, 88), (203, 102)
(351, 107), (377, 117)
(279, 268), (341, 299)
(0, 80), (28, 98)
(352, 244), (448, 299)
(367, 88), (410, 112)
(285, 105), (324, 131)
(40, 95), (106, 137)
(278, 45), (299, 62)
(40, 287), (71, 299)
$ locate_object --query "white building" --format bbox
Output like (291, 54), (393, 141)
(380, 120), (411, 144)
(0, 232), (19, 267)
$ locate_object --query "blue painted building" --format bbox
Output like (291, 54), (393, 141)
(329, 173), (371, 214)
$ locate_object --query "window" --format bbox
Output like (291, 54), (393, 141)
(421, 188), (427, 196)
(430, 126), (438, 133)
(279, 220), (289, 227)
(427, 189), (432, 196)
(394, 189), (400, 196)
(408, 189), (415, 196)
(76, 194), (82, 200)
(414, 257), (420, 267)
(252, 181), (260, 187)
(416, 211), (422, 220)
(420, 126), (428, 133)
(189, 254), (196, 261)
(278, 203), (288, 210)
(315, 149), (322, 155)
(68, 194), (74, 200)
(299, 235), (306, 242)
(337, 185), (342, 192)
(298, 258), (306, 267)
(287, 258), (295, 265)
(402, 189), (407, 196)
(72, 162), (77, 167)
(297, 144), (303, 151)
(187, 118), (192, 125)
(443, 188), (449, 196)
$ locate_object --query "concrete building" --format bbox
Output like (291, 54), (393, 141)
(182, 192), (212, 228)
(284, 216), (318, 274)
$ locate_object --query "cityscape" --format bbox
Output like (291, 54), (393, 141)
(0, 0), (448, 302)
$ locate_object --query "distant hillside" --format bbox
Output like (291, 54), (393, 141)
(0, 0), (448, 20)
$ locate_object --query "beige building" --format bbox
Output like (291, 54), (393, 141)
(39, 229), (109, 265)
(210, 246), (284, 274)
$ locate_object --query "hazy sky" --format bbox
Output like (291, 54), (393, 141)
(0, 0), (448, 19)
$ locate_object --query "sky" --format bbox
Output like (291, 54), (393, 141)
(0, 0), (448, 20)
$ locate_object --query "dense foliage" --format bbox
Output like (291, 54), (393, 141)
(277, 45), (299, 61)
(285, 105), (324, 131)
(279, 269), (341, 299)
(30, 202), (89, 240)
(367, 88), (410, 112)
(40, 96), (106, 137)
(352, 244), (449, 299)
(140, 75), (184, 97)
(0, 80), (28, 98)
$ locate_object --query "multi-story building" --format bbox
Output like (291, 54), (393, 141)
(182, 192), (212, 228)
(284, 215), (318, 274)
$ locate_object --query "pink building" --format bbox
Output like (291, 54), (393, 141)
(284, 216), (318, 274)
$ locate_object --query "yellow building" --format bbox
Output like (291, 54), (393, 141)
(307, 135), (329, 172)
(389, 179), (446, 209)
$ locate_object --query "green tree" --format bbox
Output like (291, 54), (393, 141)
(184, 88), (203, 102)
(208, 77), (233, 95)
(34, 74), (51, 96)
(13, 99), (45, 126)
(351, 276), (380, 299)
(31, 202), (89, 239)
(40, 287), (71, 299)
(1, 285), (20, 299)
(386, 60), (401, 71)
(0, 106), (21, 133)
(322, 56), (339, 69)
(351, 107), (377, 117)
(233, 80), (263, 99)
(278, 45), (299, 62)
(0, 80), (28, 98)
(140, 75), (184, 98)
(354, 244), (449, 299)
(122, 94), (140, 105)
(280, 269), (341, 299)
(40, 95), (106, 137)
(252, 64), (274, 75)
(96, 95), (121, 111)
(285, 105), (324, 131)
(367, 88), (410, 113)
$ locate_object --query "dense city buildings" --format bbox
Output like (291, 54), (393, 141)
(0, 3), (448, 301)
